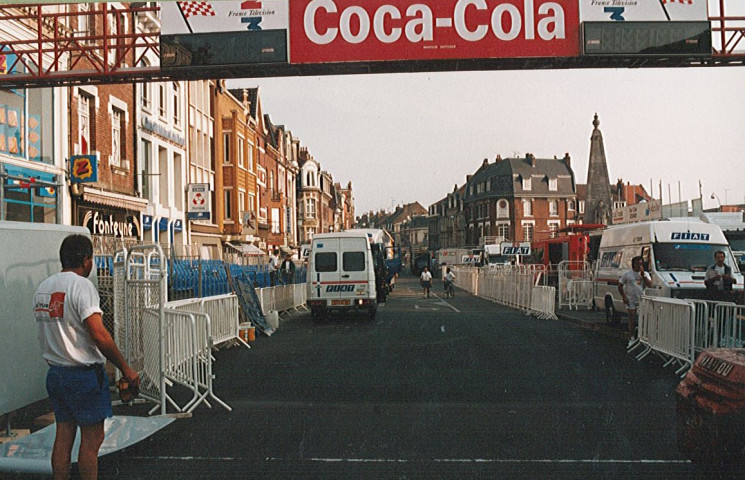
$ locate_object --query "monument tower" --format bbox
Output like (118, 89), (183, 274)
(584, 114), (613, 225)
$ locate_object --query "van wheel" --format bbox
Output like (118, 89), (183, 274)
(605, 298), (617, 325)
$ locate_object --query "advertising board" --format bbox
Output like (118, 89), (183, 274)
(579, 0), (708, 22)
(612, 199), (662, 225)
(290, 0), (580, 64)
(161, 1), (289, 34)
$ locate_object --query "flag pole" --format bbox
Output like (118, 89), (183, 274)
(658, 0), (671, 21)
(177, 3), (194, 34)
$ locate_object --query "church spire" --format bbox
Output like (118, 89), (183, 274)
(584, 114), (613, 225)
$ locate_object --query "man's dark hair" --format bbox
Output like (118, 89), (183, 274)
(715, 250), (725, 257)
(60, 234), (93, 269)
(632, 256), (643, 267)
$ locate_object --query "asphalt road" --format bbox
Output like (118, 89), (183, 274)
(89, 277), (743, 478)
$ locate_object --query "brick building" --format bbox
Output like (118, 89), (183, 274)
(462, 154), (578, 245)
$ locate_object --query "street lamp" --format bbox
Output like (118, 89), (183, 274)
(711, 193), (721, 211)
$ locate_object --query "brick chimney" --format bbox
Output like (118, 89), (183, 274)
(563, 152), (571, 168)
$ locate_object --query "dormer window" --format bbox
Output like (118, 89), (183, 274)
(549, 178), (557, 191)
(522, 176), (531, 191)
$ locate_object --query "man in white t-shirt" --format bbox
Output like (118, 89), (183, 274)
(617, 255), (652, 341)
(420, 267), (433, 299)
(34, 234), (139, 480)
(705, 250), (737, 301)
(268, 249), (279, 287)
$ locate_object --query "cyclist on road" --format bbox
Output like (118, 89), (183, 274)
(444, 267), (456, 298)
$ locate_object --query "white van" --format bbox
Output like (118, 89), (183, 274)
(307, 231), (379, 319)
(594, 220), (744, 322)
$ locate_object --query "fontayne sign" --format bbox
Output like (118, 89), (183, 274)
(290, 0), (580, 63)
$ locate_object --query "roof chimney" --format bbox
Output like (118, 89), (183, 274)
(495, 154), (502, 164)
(563, 152), (570, 168)
(482, 158), (489, 167)
(529, 153), (535, 168)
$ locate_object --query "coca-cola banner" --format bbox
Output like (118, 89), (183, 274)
(290, 0), (580, 63)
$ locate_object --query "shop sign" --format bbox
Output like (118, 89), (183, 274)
(70, 155), (98, 183)
(81, 208), (140, 238)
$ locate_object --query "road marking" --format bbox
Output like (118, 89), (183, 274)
(134, 456), (690, 465)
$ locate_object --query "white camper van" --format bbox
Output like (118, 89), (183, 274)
(594, 220), (743, 322)
(307, 231), (379, 319)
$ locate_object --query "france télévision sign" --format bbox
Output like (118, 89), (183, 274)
(579, 0), (708, 22)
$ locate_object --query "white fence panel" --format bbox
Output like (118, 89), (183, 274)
(558, 261), (593, 310)
(633, 296), (696, 376)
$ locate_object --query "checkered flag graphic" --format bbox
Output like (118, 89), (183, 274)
(178, 2), (216, 19)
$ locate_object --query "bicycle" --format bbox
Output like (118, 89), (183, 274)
(445, 280), (455, 299)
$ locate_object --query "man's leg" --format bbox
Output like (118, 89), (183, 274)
(52, 421), (77, 480)
(628, 308), (637, 335)
(77, 421), (105, 480)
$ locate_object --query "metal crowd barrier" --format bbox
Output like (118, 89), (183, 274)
(451, 265), (556, 319)
(166, 294), (246, 349)
(630, 296), (696, 376)
(115, 244), (231, 416)
(257, 283), (308, 316)
(713, 303), (745, 348)
(557, 261), (593, 310)
(160, 309), (231, 414)
(531, 286), (558, 320)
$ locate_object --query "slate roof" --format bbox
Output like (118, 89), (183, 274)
(465, 156), (576, 201)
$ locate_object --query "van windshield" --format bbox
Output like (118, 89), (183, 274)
(653, 243), (737, 273)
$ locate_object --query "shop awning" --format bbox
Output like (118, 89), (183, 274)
(228, 242), (266, 256)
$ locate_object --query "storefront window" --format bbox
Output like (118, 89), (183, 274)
(0, 87), (54, 164)
(3, 165), (58, 223)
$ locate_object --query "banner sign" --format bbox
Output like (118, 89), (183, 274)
(612, 199), (662, 225)
(290, 0), (581, 63)
(161, 1), (289, 34)
(579, 0), (708, 22)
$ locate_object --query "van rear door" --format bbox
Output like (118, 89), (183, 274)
(338, 237), (371, 303)
(311, 237), (341, 301)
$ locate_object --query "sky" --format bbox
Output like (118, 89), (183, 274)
(228, 66), (745, 216)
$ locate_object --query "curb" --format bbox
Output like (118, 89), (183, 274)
(556, 312), (632, 340)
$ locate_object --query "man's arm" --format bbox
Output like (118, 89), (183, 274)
(84, 313), (139, 387)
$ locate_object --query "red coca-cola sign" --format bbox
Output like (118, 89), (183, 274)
(290, 0), (580, 63)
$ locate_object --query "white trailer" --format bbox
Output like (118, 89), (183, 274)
(0, 221), (93, 418)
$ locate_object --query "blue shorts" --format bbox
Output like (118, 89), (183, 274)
(46, 364), (112, 426)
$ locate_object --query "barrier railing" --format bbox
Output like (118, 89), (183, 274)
(557, 261), (593, 310)
(451, 265), (556, 319)
(166, 294), (245, 349)
(116, 244), (231, 416)
(714, 303), (745, 348)
(257, 283), (308, 316)
(630, 296), (696, 376)
(531, 286), (558, 320)
(161, 309), (231, 414)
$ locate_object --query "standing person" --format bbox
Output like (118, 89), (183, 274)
(268, 249), (279, 287)
(617, 255), (652, 343)
(420, 266), (433, 299)
(33, 234), (139, 480)
(279, 252), (296, 285)
(705, 250), (737, 301)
